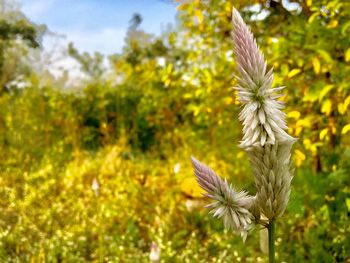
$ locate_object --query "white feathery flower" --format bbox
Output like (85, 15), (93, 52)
(150, 242), (160, 262)
(173, 163), (181, 174)
(232, 8), (296, 220)
(232, 8), (294, 147)
(191, 157), (254, 240)
(92, 178), (100, 196)
(191, 8), (296, 245)
(246, 141), (294, 219)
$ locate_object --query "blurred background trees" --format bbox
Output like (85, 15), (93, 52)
(0, 0), (45, 92)
(0, 0), (349, 262)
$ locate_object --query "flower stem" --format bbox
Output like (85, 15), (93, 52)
(268, 220), (275, 263)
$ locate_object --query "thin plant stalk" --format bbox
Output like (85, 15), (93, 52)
(268, 220), (275, 263)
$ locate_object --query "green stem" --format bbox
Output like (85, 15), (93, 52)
(268, 220), (275, 263)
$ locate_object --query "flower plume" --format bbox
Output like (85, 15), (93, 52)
(232, 8), (294, 147)
(190, 8), (296, 244)
(246, 141), (294, 219)
(231, 7), (296, 220)
(191, 157), (254, 239)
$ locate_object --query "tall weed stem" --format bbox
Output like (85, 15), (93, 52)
(268, 220), (275, 263)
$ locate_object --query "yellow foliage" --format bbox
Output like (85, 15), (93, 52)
(176, 3), (188, 11)
(321, 99), (332, 116)
(195, 10), (203, 23)
(288, 68), (301, 78)
(338, 103), (345, 115)
(308, 12), (319, 23)
(181, 177), (204, 198)
(338, 96), (350, 115)
(195, 89), (202, 97)
(319, 128), (328, 140)
(203, 69), (212, 83)
(346, 198), (350, 212)
(294, 118), (311, 136)
(288, 111), (301, 119)
(319, 85), (334, 101)
(223, 96), (233, 105)
(341, 124), (350, 135)
(294, 149), (306, 167)
(193, 106), (200, 116)
(224, 2), (232, 13)
(327, 20), (338, 28)
(166, 64), (173, 73)
(330, 122), (336, 134)
(312, 57), (321, 74)
(236, 151), (245, 159)
(345, 48), (350, 62)
(303, 139), (318, 155)
(295, 127), (302, 136)
(183, 93), (192, 99)
(345, 96), (350, 109)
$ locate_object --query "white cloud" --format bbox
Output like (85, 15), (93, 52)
(35, 27), (127, 84)
(21, 1), (126, 54)
(63, 27), (126, 55)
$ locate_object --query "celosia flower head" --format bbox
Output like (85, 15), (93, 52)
(191, 157), (253, 240)
(190, 8), (296, 242)
(232, 8), (294, 148)
(232, 7), (296, 220)
(246, 141), (294, 219)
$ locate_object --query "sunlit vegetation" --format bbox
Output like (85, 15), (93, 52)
(0, 0), (349, 262)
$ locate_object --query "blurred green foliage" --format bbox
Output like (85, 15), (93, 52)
(0, 0), (349, 262)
